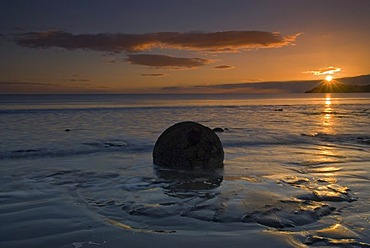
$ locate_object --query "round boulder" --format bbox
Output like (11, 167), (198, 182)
(153, 121), (224, 169)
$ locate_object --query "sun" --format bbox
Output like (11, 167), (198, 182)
(325, 75), (333, 82)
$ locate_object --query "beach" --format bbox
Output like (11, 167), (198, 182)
(1, 93), (369, 247)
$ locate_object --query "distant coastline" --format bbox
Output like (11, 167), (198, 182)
(305, 81), (370, 93)
(1, 74), (370, 94)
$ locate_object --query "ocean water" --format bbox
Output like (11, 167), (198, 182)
(0, 93), (369, 248)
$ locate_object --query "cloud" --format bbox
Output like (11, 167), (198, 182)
(104, 58), (118, 64)
(161, 84), (284, 94)
(0, 80), (112, 94)
(0, 81), (59, 94)
(141, 73), (168, 77)
(126, 54), (214, 69)
(214, 65), (234, 70)
(160, 79), (325, 94)
(304, 66), (341, 75)
(13, 30), (300, 53)
(64, 78), (90, 82)
(0, 81), (58, 86)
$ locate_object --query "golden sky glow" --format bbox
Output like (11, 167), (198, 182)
(0, 1), (369, 94)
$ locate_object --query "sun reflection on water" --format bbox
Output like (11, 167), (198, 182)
(314, 94), (341, 179)
(322, 94), (335, 133)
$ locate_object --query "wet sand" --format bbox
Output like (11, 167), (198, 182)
(1, 147), (369, 247)
(1, 94), (369, 247)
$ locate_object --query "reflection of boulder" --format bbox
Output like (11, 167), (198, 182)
(154, 166), (223, 198)
(153, 121), (224, 169)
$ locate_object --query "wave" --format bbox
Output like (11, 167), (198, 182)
(222, 137), (308, 148)
(221, 131), (370, 149)
(300, 132), (370, 146)
(0, 139), (153, 160)
(3, 132), (368, 161)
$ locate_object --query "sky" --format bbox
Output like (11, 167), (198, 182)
(0, 0), (369, 94)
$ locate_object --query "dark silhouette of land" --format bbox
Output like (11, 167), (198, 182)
(305, 74), (370, 93)
(305, 81), (370, 93)
(156, 74), (370, 94)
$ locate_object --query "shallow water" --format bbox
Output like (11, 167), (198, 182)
(1, 93), (369, 247)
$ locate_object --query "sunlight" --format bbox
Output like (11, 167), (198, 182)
(324, 112), (331, 124)
(322, 94), (335, 133)
(320, 77), (338, 93)
(315, 96), (342, 179)
(325, 75), (333, 82)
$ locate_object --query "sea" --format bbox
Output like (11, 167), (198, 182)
(0, 93), (369, 248)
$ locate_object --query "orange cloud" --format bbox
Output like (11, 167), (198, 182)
(141, 73), (168, 77)
(304, 66), (341, 75)
(14, 30), (300, 53)
(214, 65), (234, 70)
(126, 54), (214, 69)
(64, 78), (90, 82)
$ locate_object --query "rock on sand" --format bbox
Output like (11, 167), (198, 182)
(153, 121), (224, 169)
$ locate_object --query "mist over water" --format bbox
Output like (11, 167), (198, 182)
(1, 93), (369, 247)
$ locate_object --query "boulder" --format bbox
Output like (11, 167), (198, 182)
(153, 121), (224, 169)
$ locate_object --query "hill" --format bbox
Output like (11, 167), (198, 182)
(305, 75), (370, 93)
(160, 74), (370, 94)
